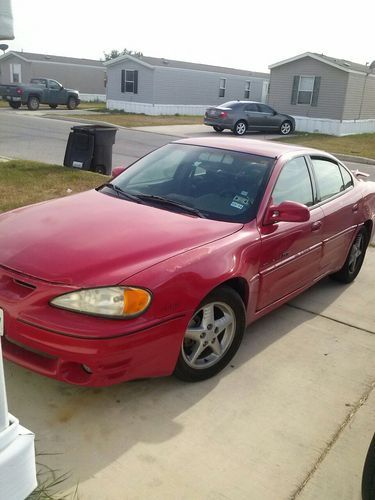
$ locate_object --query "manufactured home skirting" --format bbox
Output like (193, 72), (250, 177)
(80, 93), (106, 102)
(107, 99), (209, 115)
(293, 116), (375, 136)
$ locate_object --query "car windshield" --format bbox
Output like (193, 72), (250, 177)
(102, 144), (274, 223)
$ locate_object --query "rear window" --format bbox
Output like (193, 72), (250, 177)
(219, 101), (241, 109)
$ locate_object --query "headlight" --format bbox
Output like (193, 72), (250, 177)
(50, 287), (151, 318)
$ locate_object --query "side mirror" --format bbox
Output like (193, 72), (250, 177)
(111, 166), (127, 179)
(264, 200), (310, 225)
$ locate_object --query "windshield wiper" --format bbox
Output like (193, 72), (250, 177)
(99, 183), (143, 203)
(136, 194), (207, 218)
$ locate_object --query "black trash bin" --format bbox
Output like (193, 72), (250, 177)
(63, 124), (118, 175)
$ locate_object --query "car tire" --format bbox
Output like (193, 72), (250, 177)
(330, 227), (368, 284)
(213, 126), (224, 133)
(362, 434), (375, 500)
(174, 286), (245, 382)
(27, 96), (40, 111)
(9, 101), (21, 109)
(280, 121), (293, 135)
(233, 120), (247, 136)
(49, 104), (58, 109)
(67, 97), (78, 110)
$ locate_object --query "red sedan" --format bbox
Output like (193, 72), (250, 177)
(0, 138), (374, 386)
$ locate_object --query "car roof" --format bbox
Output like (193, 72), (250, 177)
(174, 137), (335, 161)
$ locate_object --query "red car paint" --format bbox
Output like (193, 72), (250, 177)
(0, 138), (374, 386)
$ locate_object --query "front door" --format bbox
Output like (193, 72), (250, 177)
(257, 156), (324, 310)
(256, 104), (280, 130)
(47, 80), (66, 105)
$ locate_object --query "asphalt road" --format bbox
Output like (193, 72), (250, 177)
(0, 109), (178, 167)
(0, 109), (374, 181)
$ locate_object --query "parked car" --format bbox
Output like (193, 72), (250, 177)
(362, 433), (375, 500)
(0, 138), (374, 387)
(0, 78), (80, 110)
(204, 101), (295, 136)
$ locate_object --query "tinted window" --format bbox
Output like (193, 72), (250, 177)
(220, 101), (240, 109)
(258, 104), (275, 114)
(272, 157), (313, 206)
(49, 80), (61, 90)
(108, 144), (274, 223)
(340, 165), (354, 190)
(244, 103), (258, 112)
(311, 158), (344, 201)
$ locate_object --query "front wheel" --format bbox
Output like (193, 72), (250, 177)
(9, 101), (21, 109)
(233, 120), (247, 136)
(174, 287), (245, 382)
(213, 126), (224, 133)
(330, 227), (368, 283)
(27, 96), (40, 111)
(67, 97), (78, 110)
(280, 120), (292, 135)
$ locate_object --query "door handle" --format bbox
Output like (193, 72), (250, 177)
(352, 203), (359, 213)
(311, 221), (322, 231)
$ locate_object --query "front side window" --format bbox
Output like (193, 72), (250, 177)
(298, 76), (315, 104)
(272, 157), (314, 207)
(311, 158), (344, 201)
(257, 104), (275, 114)
(104, 144), (274, 223)
(219, 78), (226, 98)
(49, 80), (61, 90)
(244, 81), (251, 99)
(340, 165), (354, 190)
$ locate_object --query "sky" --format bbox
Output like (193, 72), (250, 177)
(4, 0), (375, 72)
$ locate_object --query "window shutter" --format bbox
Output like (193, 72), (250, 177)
(311, 76), (321, 106)
(134, 70), (138, 94)
(121, 70), (125, 93)
(291, 75), (299, 104)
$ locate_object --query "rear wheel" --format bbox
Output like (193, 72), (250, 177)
(27, 96), (40, 111)
(9, 101), (21, 109)
(280, 120), (292, 135)
(49, 104), (58, 109)
(174, 287), (245, 382)
(67, 97), (78, 110)
(330, 227), (368, 283)
(233, 120), (247, 136)
(213, 126), (224, 133)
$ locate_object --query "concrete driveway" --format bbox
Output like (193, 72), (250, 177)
(4, 249), (375, 499)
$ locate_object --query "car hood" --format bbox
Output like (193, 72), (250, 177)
(0, 190), (242, 286)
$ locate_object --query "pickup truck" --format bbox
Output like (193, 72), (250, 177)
(0, 78), (80, 110)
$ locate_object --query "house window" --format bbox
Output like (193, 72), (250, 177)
(291, 75), (321, 106)
(298, 76), (315, 104)
(10, 63), (21, 83)
(219, 78), (226, 98)
(121, 70), (138, 94)
(244, 81), (251, 99)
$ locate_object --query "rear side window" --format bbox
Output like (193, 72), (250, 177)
(272, 156), (314, 206)
(244, 103), (258, 112)
(340, 165), (354, 190)
(311, 158), (344, 201)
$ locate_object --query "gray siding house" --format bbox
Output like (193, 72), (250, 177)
(105, 54), (269, 115)
(0, 51), (106, 101)
(268, 52), (375, 135)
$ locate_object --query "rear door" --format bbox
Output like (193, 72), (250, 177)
(257, 156), (324, 310)
(308, 156), (360, 274)
(244, 103), (264, 129)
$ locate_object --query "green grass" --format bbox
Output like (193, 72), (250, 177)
(276, 132), (375, 159)
(0, 160), (108, 213)
(66, 111), (203, 127)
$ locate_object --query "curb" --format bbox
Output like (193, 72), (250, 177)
(333, 153), (375, 166)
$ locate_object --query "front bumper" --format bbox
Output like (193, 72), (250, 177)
(0, 267), (189, 386)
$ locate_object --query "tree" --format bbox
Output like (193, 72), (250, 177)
(103, 48), (143, 61)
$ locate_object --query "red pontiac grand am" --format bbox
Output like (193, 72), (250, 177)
(0, 138), (374, 386)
